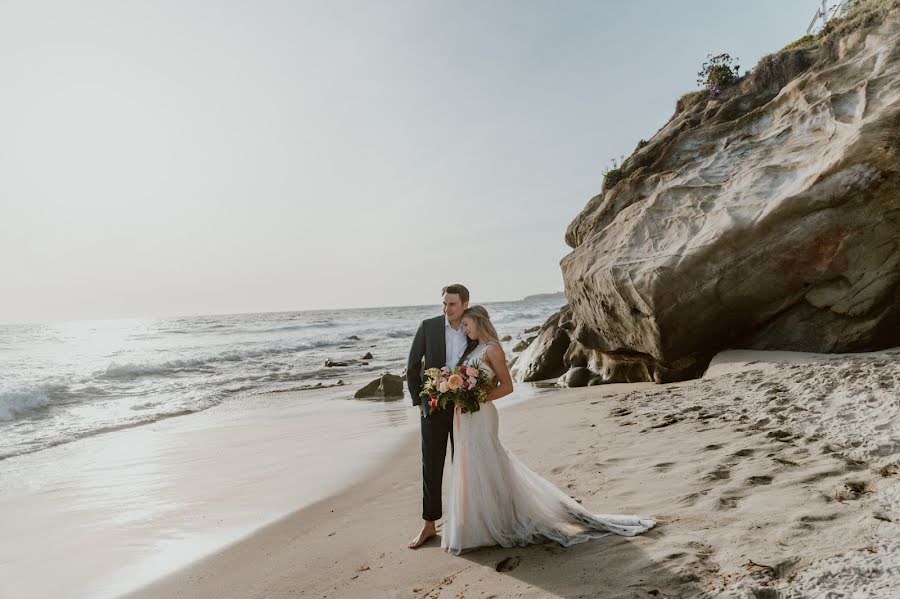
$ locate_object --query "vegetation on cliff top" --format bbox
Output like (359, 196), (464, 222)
(599, 0), (900, 192)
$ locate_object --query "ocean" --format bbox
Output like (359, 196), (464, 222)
(0, 296), (565, 461)
(0, 295), (565, 598)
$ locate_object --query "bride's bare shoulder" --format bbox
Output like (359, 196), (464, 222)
(485, 341), (506, 358)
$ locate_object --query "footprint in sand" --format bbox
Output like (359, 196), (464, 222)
(800, 469), (845, 483)
(654, 462), (675, 472)
(703, 465), (732, 482)
(766, 429), (795, 442)
(716, 492), (744, 510)
(495, 556), (520, 572)
(679, 492), (701, 506)
(835, 479), (870, 501)
(746, 475), (774, 486)
(798, 512), (841, 523)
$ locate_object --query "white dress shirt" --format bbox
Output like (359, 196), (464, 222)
(444, 316), (468, 368)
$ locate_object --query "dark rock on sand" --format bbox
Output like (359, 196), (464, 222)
(354, 373), (405, 400)
(513, 336), (537, 353)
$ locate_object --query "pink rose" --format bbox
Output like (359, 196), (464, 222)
(465, 366), (479, 378)
(467, 376), (477, 387)
(447, 374), (464, 391)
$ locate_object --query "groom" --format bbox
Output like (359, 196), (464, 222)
(406, 283), (475, 549)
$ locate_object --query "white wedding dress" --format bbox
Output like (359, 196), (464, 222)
(441, 342), (655, 555)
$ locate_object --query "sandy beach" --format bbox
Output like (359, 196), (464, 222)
(3, 2), (898, 598)
(125, 347), (900, 598)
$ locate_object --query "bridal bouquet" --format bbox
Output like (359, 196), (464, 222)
(420, 362), (494, 414)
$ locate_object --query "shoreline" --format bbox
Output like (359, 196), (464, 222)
(125, 347), (900, 599)
(0, 384), (423, 599)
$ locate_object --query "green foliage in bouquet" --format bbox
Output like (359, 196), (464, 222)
(420, 361), (494, 414)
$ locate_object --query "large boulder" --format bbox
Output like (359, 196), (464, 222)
(354, 373), (405, 400)
(511, 308), (573, 382)
(558, 9), (900, 382)
(557, 366), (592, 388)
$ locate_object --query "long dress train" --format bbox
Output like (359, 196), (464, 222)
(441, 342), (655, 555)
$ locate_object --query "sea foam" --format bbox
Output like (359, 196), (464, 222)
(0, 384), (59, 421)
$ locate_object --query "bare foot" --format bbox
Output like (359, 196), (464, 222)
(407, 521), (437, 549)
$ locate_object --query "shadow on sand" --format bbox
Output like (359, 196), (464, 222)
(456, 523), (700, 599)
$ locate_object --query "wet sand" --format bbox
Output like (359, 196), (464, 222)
(0, 385), (420, 599)
(125, 348), (900, 598)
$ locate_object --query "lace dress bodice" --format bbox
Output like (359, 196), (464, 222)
(463, 342), (496, 381)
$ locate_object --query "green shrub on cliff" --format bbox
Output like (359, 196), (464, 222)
(602, 156), (625, 190)
(696, 53), (741, 96)
(780, 34), (817, 52)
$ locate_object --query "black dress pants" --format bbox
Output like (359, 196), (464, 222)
(420, 404), (454, 521)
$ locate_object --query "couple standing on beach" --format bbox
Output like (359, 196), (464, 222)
(406, 284), (655, 554)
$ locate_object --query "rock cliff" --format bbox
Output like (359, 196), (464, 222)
(517, 2), (900, 385)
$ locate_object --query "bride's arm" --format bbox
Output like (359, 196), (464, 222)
(484, 343), (513, 402)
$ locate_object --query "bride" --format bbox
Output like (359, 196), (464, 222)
(441, 305), (655, 555)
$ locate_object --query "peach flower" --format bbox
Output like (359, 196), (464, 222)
(465, 366), (479, 378)
(447, 374), (464, 391)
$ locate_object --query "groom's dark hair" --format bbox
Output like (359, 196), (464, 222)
(442, 284), (470, 305)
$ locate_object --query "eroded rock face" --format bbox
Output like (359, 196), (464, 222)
(510, 308), (572, 382)
(557, 10), (900, 382)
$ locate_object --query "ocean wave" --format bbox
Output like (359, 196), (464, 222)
(492, 310), (546, 324)
(97, 339), (344, 380)
(0, 407), (204, 461)
(252, 322), (340, 334)
(164, 321), (340, 336)
(0, 383), (61, 422)
(100, 357), (215, 379)
(386, 330), (414, 338)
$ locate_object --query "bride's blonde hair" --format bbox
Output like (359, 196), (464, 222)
(463, 305), (500, 345)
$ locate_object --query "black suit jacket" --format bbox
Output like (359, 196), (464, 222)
(406, 315), (475, 407)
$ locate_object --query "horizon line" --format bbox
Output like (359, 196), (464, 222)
(0, 291), (566, 327)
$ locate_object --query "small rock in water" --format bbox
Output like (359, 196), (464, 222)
(362, 352), (374, 360)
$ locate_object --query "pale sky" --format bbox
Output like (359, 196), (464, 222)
(0, 1), (819, 324)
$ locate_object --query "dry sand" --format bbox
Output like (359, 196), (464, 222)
(126, 348), (900, 598)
